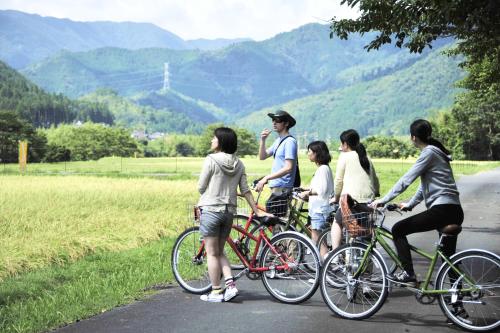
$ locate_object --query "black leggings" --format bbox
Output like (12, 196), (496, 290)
(392, 204), (464, 275)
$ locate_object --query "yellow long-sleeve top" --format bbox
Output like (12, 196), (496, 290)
(334, 151), (380, 203)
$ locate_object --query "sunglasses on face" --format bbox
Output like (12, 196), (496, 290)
(272, 118), (284, 123)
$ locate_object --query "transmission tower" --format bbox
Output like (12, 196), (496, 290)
(162, 62), (170, 92)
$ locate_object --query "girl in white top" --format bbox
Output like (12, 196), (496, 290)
(299, 141), (334, 259)
(330, 129), (380, 252)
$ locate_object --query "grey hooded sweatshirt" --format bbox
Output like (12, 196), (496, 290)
(381, 145), (460, 209)
(197, 152), (250, 213)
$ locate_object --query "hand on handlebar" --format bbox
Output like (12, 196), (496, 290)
(369, 199), (384, 209)
(297, 189), (309, 200)
(256, 211), (274, 218)
(253, 176), (267, 192)
(398, 202), (412, 212)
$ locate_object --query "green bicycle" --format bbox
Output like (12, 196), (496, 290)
(320, 204), (500, 331)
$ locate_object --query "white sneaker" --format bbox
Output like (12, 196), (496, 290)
(200, 292), (223, 302)
(224, 286), (239, 302)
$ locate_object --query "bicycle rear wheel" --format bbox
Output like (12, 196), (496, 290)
(320, 243), (388, 319)
(260, 232), (320, 304)
(436, 250), (500, 332)
(171, 226), (211, 294)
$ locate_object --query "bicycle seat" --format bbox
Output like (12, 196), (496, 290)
(438, 224), (462, 236)
(255, 216), (281, 227)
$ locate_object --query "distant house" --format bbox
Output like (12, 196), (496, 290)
(131, 130), (147, 140)
(131, 130), (165, 141)
(148, 132), (165, 140)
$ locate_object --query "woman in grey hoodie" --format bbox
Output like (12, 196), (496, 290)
(197, 127), (268, 303)
(371, 119), (463, 287)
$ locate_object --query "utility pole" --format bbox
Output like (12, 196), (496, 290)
(162, 62), (170, 92)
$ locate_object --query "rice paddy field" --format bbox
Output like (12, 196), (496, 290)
(0, 156), (498, 333)
(1, 156), (499, 281)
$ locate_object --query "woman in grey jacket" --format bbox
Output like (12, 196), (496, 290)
(371, 119), (463, 287)
(198, 127), (268, 302)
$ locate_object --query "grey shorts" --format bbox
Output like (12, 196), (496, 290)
(199, 210), (233, 238)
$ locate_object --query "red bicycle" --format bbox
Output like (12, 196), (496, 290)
(171, 214), (321, 304)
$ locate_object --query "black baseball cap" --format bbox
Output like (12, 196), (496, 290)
(267, 110), (296, 128)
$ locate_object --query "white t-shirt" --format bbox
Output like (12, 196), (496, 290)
(309, 164), (334, 215)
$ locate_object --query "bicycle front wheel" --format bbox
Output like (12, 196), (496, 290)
(436, 250), (500, 332)
(171, 226), (211, 294)
(260, 232), (320, 304)
(320, 243), (388, 319)
(317, 227), (333, 253)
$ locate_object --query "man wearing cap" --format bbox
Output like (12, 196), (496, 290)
(255, 110), (298, 195)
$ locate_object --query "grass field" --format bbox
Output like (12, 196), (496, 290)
(1, 155), (496, 179)
(0, 157), (498, 333)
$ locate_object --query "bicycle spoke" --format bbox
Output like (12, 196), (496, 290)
(171, 227), (212, 294)
(261, 233), (320, 304)
(320, 244), (388, 319)
(437, 251), (500, 331)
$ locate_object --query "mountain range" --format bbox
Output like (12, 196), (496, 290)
(0, 10), (250, 69)
(0, 10), (465, 137)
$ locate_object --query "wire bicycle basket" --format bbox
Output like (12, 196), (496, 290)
(265, 198), (290, 217)
(342, 210), (376, 238)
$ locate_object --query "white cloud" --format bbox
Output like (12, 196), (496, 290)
(0, 0), (358, 40)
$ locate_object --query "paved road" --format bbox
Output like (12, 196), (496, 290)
(55, 168), (500, 333)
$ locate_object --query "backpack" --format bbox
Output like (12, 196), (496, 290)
(273, 135), (301, 187)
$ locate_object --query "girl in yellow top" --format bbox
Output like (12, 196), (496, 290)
(330, 129), (380, 254)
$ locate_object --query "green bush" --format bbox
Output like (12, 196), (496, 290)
(41, 123), (139, 161)
(363, 135), (417, 159)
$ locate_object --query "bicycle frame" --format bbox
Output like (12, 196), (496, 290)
(284, 195), (311, 237)
(353, 224), (479, 295)
(197, 222), (296, 274)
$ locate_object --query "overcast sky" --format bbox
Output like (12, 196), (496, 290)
(0, 0), (359, 41)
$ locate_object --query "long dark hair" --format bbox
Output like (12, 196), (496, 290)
(340, 129), (370, 174)
(410, 119), (450, 155)
(307, 141), (331, 165)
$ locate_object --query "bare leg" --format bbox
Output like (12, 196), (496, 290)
(204, 236), (222, 288)
(217, 236), (232, 279)
(330, 222), (342, 251)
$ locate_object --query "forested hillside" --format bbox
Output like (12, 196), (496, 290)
(80, 89), (226, 134)
(238, 45), (465, 138)
(21, 23), (456, 118)
(0, 61), (113, 127)
(0, 10), (249, 69)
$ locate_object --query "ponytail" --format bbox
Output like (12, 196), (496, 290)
(340, 129), (371, 175)
(428, 137), (450, 156)
(356, 143), (371, 175)
(410, 119), (450, 156)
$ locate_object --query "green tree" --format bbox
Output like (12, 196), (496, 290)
(234, 127), (258, 156)
(0, 110), (47, 163)
(429, 110), (465, 159)
(42, 123), (139, 161)
(331, 0), (500, 160)
(363, 135), (417, 159)
(331, 0), (499, 57)
(175, 142), (195, 157)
